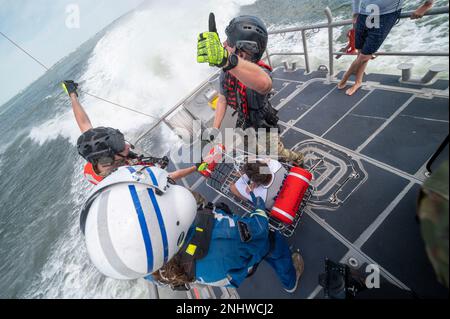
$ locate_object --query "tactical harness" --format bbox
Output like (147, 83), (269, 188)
(83, 154), (169, 185)
(222, 61), (279, 131)
(170, 203), (275, 291)
(171, 208), (216, 291)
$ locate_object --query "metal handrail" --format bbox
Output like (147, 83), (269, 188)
(135, 6), (449, 144)
(135, 69), (221, 144)
(268, 6), (449, 34)
(265, 6), (449, 75)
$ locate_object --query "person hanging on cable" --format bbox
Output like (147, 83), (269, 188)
(62, 80), (197, 185)
(80, 166), (305, 294)
(196, 14), (305, 167)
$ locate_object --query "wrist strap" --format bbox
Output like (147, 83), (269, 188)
(223, 54), (237, 72)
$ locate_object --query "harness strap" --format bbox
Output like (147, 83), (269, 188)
(177, 209), (215, 281)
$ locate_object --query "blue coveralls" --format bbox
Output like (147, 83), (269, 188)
(146, 208), (297, 290)
(194, 208), (297, 290)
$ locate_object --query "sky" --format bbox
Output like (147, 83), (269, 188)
(0, 0), (144, 107)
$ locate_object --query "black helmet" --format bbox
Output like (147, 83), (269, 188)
(225, 15), (268, 62)
(77, 127), (126, 165)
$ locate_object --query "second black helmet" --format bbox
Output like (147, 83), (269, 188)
(77, 127), (126, 164)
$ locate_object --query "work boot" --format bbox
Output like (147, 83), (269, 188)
(278, 142), (305, 167)
(284, 251), (304, 293)
(292, 156), (305, 169)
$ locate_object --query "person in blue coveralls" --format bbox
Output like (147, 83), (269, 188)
(80, 166), (304, 294)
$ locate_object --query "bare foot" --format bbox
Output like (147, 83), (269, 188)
(345, 82), (362, 96)
(337, 81), (347, 90)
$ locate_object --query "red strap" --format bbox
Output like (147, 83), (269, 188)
(257, 60), (273, 72)
(347, 29), (357, 54)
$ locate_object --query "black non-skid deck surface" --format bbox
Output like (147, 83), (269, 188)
(270, 81), (301, 107)
(311, 160), (410, 243)
(361, 99), (449, 174)
(324, 114), (386, 151)
(276, 72), (447, 298)
(238, 214), (348, 299)
(173, 69), (448, 299)
(294, 87), (370, 136)
(336, 71), (450, 91)
(323, 90), (414, 150)
(280, 126), (312, 147)
(272, 68), (328, 82)
(362, 118), (448, 174)
(361, 185), (449, 298)
(276, 82), (336, 124)
(281, 81), (335, 109)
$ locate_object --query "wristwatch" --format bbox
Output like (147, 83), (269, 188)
(223, 53), (239, 72)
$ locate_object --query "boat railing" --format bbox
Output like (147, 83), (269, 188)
(266, 6), (449, 75)
(135, 5), (449, 147)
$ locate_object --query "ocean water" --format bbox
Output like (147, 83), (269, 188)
(0, 0), (448, 299)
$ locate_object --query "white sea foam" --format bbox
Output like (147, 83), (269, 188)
(23, 0), (447, 299)
(28, 0), (448, 147)
(24, 0), (255, 299)
(29, 0), (257, 146)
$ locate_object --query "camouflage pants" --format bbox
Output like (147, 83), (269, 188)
(257, 132), (305, 165)
(418, 161), (449, 288)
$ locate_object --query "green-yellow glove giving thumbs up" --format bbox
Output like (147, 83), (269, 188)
(197, 32), (229, 68)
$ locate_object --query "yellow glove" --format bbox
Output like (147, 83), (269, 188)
(197, 32), (229, 67)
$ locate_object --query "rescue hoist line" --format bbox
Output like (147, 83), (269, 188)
(0, 30), (162, 121)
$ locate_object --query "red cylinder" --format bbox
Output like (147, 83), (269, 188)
(347, 29), (357, 54)
(271, 167), (312, 225)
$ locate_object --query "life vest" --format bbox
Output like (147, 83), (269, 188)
(222, 61), (277, 129)
(83, 158), (156, 185)
(84, 162), (105, 185)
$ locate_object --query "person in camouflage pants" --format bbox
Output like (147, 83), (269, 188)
(236, 129), (305, 166)
(199, 15), (304, 167)
(417, 161), (449, 288)
(262, 131), (305, 166)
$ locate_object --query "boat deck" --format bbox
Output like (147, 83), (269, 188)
(140, 66), (449, 299)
